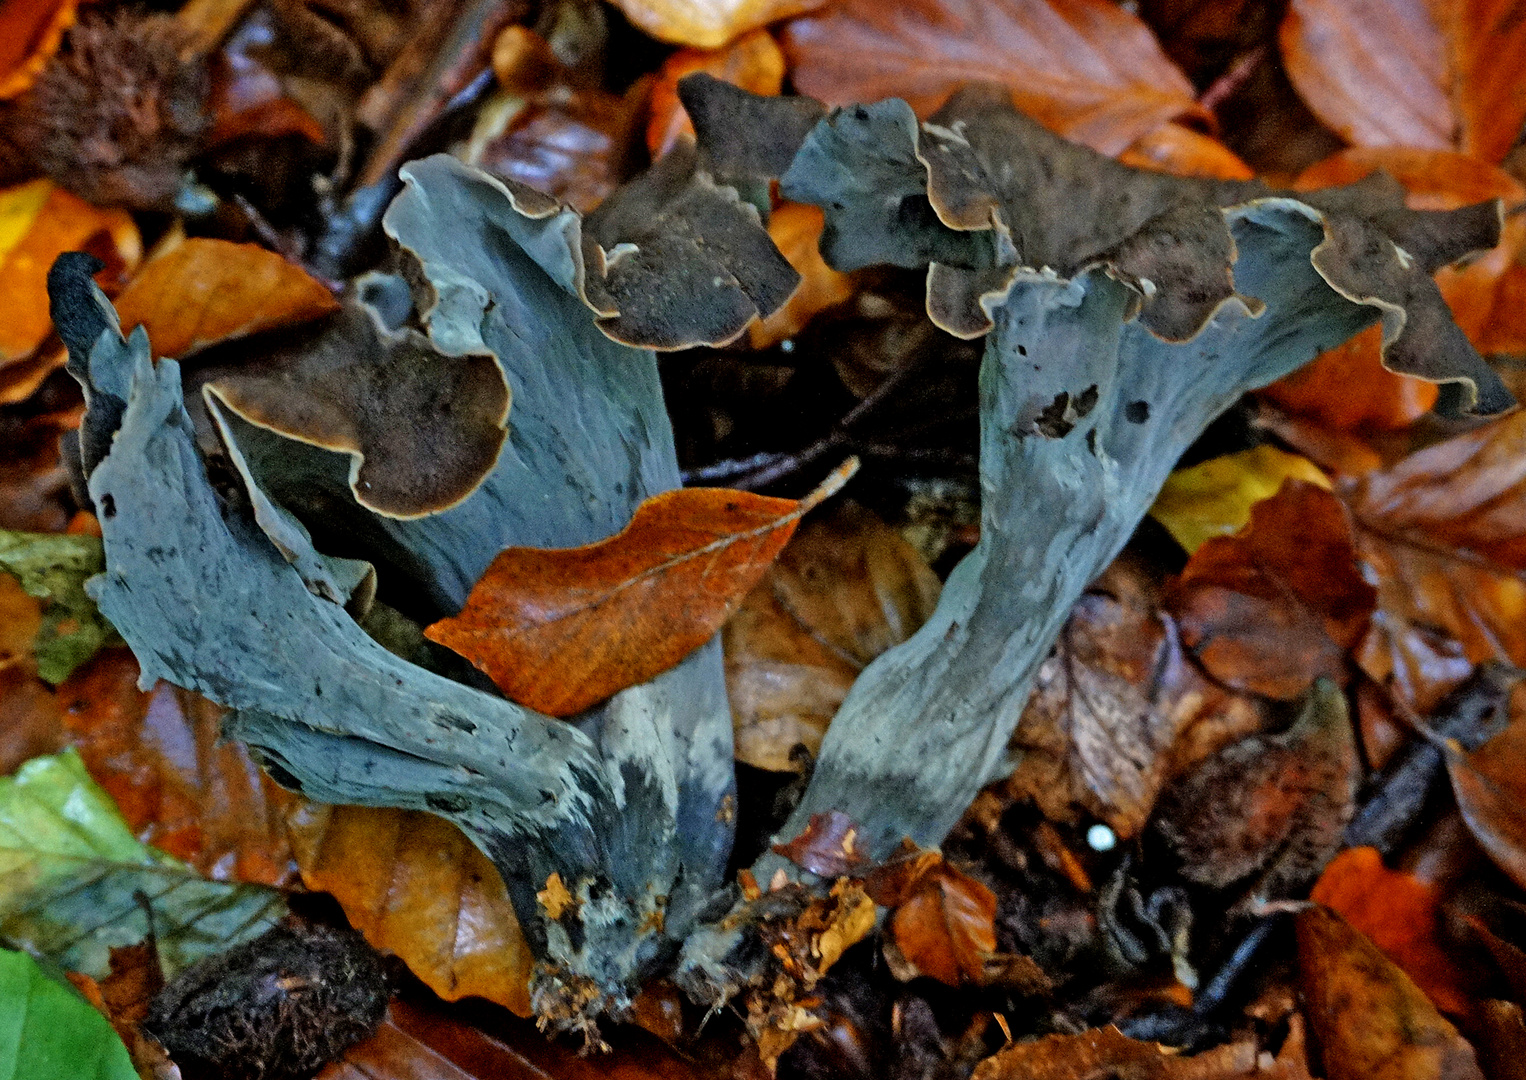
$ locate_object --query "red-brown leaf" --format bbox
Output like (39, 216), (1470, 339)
(427, 461), (855, 717)
(780, 0), (1209, 155)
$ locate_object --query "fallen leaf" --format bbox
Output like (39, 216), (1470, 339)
(57, 649), (297, 885)
(1297, 904), (1486, 1080)
(1152, 679), (1358, 898)
(112, 237), (339, 360)
(971, 1025), (1261, 1079)
(1260, 324), (1440, 433)
(609, 0), (826, 49)
(0, 528), (116, 683)
(1346, 410), (1526, 706)
(1280, 0), (1526, 165)
(319, 997), (706, 1080)
(1116, 123), (1255, 180)
(428, 459), (856, 717)
(773, 809), (871, 877)
(1006, 555), (1270, 838)
(647, 29), (785, 159)
(0, 179), (139, 367)
(781, 0), (1210, 155)
(1444, 716), (1526, 891)
(746, 202), (856, 348)
(1311, 847), (1473, 1014)
(724, 500), (941, 771)
(0, 749), (286, 981)
(284, 801), (534, 1017)
(1168, 480), (1376, 699)
(0, 665), (63, 776)
(885, 857), (997, 986)
(0, 948), (138, 1080)
(0, 0), (80, 100)
(1151, 445), (1332, 554)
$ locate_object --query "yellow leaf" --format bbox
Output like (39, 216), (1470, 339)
(1150, 445), (1331, 554)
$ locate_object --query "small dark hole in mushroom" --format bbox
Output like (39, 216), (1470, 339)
(99, 493), (116, 518)
(1125, 400), (1150, 424)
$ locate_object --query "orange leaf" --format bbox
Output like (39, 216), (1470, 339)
(1117, 123), (1255, 180)
(608, 0), (826, 49)
(427, 459), (856, 717)
(0, 0), (80, 99)
(647, 29), (785, 159)
(1168, 480), (1376, 700)
(0, 180), (140, 366)
(1260, 325), (1439, 433)
(57, 648), (297, 885)
(1311, 847), (1473, 1015)
(285, 802), (534, 1016)
(1280, 0), (1526, 164)
(781, 0), (1208, 155)
(113, 237), (339, 360)
(889, 859), (997, 986)
(746, 203), (855, 349)
(1296, 904), (1485, 1080)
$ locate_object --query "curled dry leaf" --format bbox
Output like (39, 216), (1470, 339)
(1150, 445), (1331, 555)
(883, 856), (997, 986)
(0, 178), (139, 371)
(113, 237), (340, 360)
(1441, 706), (1526, 891)
(1168, 480), (1375, 699)
(972, 1025), (1261, 1080)
(609, 0), (825, 49)
(780, 0), (1210, 155)
(285, 801), (534, 1016)
(1006, 555), (1270, 838)
(725, 500), (941, 771)
(1152, 679), (1358, 898)
(1347, 409), (1526, 707)
(772, 809), (871, 877)
(647, 29), (785, 159)
(427, 459), (856, 717)
(1311, 847), (1473, 1015)
(0, 0), (80, 99)
(1280, 0), (1526, 164)
(1297, 904), (1486, 1080)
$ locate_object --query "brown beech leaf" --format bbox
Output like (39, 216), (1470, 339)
(971, 1025), (1262, 1080)
(285, 802), (534, 1016)
(1280, 0), (1526, 165)
(724, 500), (940, 771)
(1444, 713), (1526, 891)
(1347, 409), (1526, 707)
(113, 237), (339, 360)
(1152, 679), (1358, 898)
(1006, 555), (1270, 838)
(0, 179), (139, 368)
(647, 29), (785, 160)
(884, 853), (997, 986)
(772, 809), (871, 877)
(1297, 904), (1486, 1080)
(1260, 324), (1440, 434)
(58, 648), (297, 885)
(428, 459), (856, 717)
(1169, 479), (1376, 700)
(1311, 847), (1474, 1015)
(780, 0), (1210, 155)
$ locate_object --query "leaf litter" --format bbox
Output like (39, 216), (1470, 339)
(2, 0), (1526, 1077)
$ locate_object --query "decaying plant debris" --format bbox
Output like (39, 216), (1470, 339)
(6, 3), (1526, 1077)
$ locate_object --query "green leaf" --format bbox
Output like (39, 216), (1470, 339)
(0, 750), (285, 981)
(0, 948), (138, 1080)
(0, 530), (118, 683)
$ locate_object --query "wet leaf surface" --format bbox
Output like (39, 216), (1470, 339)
(429, 461), (853, 717)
